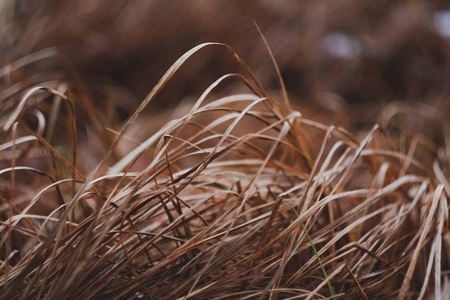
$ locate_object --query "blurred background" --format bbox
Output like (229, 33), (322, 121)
(1, 0), (450, 132)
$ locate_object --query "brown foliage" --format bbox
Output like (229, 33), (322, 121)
(1, 1), (450, 299)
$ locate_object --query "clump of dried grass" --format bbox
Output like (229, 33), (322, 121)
(0, 42), (449, 300)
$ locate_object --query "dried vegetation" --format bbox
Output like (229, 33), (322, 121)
(0, 1), (450, 299)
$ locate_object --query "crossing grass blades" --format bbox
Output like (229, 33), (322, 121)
(0, 42), (449, 299)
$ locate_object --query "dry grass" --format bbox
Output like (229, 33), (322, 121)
(1, 2), (450, 299)
(0, 37), (449, 300)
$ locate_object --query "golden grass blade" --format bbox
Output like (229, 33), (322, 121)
(397, 184), (444, 300)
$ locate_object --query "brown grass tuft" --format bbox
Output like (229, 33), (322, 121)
(1, 38), (449, 300)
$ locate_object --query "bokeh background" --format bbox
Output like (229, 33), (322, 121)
(1, 0), (450, 132)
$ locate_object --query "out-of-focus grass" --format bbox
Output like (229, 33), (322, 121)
(0, 2), (449, 299)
